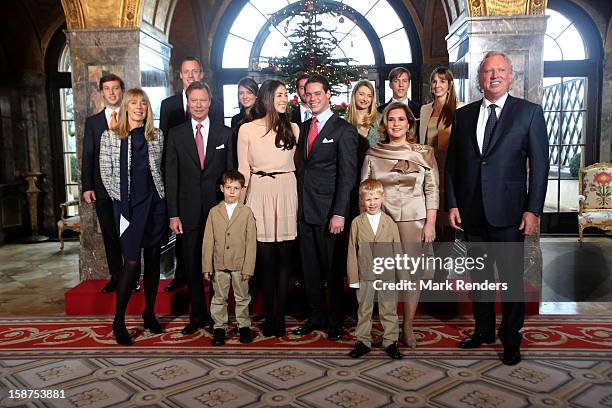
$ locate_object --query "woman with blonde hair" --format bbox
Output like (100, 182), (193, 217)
(362, 102), (439, 349)
(100, 88), (166, 345)
(419, 67), (463, 239)
(346, 80), (381, 165)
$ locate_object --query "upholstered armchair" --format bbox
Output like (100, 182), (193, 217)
(578, 162), (612, 243)
(57, 200), (80, 250)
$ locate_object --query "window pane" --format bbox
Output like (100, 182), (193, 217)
(60, 88), (73, 120)
(545, 9), (571, 39)
(342, 0), (379, 15)
(58, 46), (71, 73)
(380, 29), (412, 63)
(223, 84), (240, 120)
(557, 25), (586, 60)
(63, 121), (76, 152)
(337, 25), (375, 65)
(65, 153), (78, 185)
(260, 29), (292, 59)
(249, 0), (284, 16)
(222, 34), (253, 68)
(368, 1), (403, 38)
(229, 2), (267, 41)
(543, 36), (562, 62)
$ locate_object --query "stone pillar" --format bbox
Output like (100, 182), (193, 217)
(67, 28), (170, 279)
(446, 15), (547, 104)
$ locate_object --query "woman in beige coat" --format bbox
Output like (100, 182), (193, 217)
(361, 102), (439, 348)
(419, 66), (463, 240)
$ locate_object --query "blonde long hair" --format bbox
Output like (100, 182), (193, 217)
(113, 88), (156, 141)
(346, 80), (378, 130)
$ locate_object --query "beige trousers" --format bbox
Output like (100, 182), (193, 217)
(210, 270), (251, 329)
(354, 281), (399, 348)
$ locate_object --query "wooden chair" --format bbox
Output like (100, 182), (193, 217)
(578, 162), (612, 244)
(57, 200), (80, 250)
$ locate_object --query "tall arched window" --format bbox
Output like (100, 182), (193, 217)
(212, 0), (420, 124)
(541, 1), (602, 232)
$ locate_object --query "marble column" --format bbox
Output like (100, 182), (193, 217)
(67, 28), (171, 280)
(601, 57), (612, 162)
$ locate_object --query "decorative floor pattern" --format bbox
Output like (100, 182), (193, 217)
(0, 316), (610, 407)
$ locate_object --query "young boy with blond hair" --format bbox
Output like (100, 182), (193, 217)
(203, 170), (256, 345)
(347, 179), (403, 359)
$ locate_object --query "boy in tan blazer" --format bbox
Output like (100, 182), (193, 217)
(203, 170), (256, 345)
(347, 179), (403, 359)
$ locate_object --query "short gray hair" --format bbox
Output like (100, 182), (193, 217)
(477, 51), (513, 93)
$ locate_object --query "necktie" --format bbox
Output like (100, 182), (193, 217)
(110, 111), (118, 129)
(195, 123), (205, 170)
(307, 116), (318, 157)
(482, 104), (498, 155)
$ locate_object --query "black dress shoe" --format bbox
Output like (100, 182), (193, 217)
(292, 321), (321, 336)
(385, 342), (403, 359)
(164, 279), (186, 292)
(181, 322), (204, 335)
(349, 342), (371, 358)
(132, 283), (142, 293)
(212, 328), (225, 346)
(328, 328), (344, 341)
(458, 333), (496, 349)
(239, 327), (252, 343)
(275, 318), (286, 338)
(101, 279), (117, 293)
(112, 321), (133, 345)
(260, 320), (276, 337)
(142, 314), (164, 334)
(502, 349), (522, 366)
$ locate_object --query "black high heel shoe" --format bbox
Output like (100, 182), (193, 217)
(112, 320), (133, 345)
(142, 314), (164, 334)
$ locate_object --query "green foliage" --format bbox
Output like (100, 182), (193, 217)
(569, 152), (581, 178)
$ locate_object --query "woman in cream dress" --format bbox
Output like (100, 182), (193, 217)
(419, 67), (463, 239)
(238, 79), (299, 338)
(362, 102), (439, 348)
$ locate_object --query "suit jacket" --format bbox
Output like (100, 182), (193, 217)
(378, 98), (421, 119)
(291, 106), (302, 125)
(296, 113), (359, 225)
(361, 143), (439, 222)
(165, 120), (233, 230)
(202, 202), (256, 275)
(81, 110), (110, 198)
(445, 95), (549, 227)
(99, 128), (165, 201)
(347, 212), (402, 284)
(159, 92), (224, 138)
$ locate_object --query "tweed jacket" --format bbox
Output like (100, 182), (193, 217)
(202, 201), (257, 276)
(99, 128), (165, 201)
(361, 143), (439, 222)
(347, 212), (402, 284)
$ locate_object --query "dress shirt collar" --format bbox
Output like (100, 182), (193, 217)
(225, 201), (238, 219)
(182, 89), (188, 113)
(314, 107), (333, 130)
(392, 97), (409, 106)
(482, 92), (509, 110)
(300, 104), (312, 122)
(104, 106), (120, 126)
(366, 212), (381, 235)
(191, 116), (210, 138)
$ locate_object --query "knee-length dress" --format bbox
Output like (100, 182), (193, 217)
(114, 127), (167, 261)
(237, 121), (299, 242)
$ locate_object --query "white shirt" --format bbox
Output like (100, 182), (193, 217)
(366, 212), (381, 235)
(182, 90), (188, 114)
(476, 92), (508, 153)
(300, 104), (312, 122)
(225, 202), (238, 220)
(392, 97), (409, 106)
(104, 106), (120, 127)
(191, 117), (210, 153)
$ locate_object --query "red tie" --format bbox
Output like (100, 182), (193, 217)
(307, 116), (318, 157)
(195, 123), (205, 170)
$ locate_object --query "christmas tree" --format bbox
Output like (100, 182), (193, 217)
(260, 0), (364, 95)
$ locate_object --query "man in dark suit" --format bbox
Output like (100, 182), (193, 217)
(290, 73), (311, 125)
(81, 74), (141, 293)
(445, 51), (549, 365)
(160, 56), (223, 292)
(165, 81), (233, 335)
(377, 67), (421, 119)
(293, 75), (358, 341)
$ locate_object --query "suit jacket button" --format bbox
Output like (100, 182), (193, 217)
(226, 246), (230, 249)
(482, 161), (487, 165)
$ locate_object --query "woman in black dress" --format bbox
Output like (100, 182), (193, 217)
(100, 88), (166, 345)
(230, 77), (259, 168)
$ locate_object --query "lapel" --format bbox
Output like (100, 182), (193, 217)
(469, 101), (483, 158)
(226, 203), (243, 228)
(484, 95), (516, 157)
(419, 103), (433, 144)
(203, 121), (220, 172)
(360, 213), (376, 241)
(307, 113), (338, 159)
(217, 202), (230, 225)
(95, 110), (108, 132)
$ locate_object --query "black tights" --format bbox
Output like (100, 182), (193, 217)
(114, 247), (160, 323)
(257, 241), (293, 330)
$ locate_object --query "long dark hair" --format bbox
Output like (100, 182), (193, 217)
(253, 80), (296, 150)
(236, 77), (259, 127)
(430, 66), (458, 129)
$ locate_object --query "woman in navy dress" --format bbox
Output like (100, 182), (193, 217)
(100, 88), (166, 345)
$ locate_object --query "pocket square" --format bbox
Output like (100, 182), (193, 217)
(322, 138), (334, 144)
(216, 144), (225, 149)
